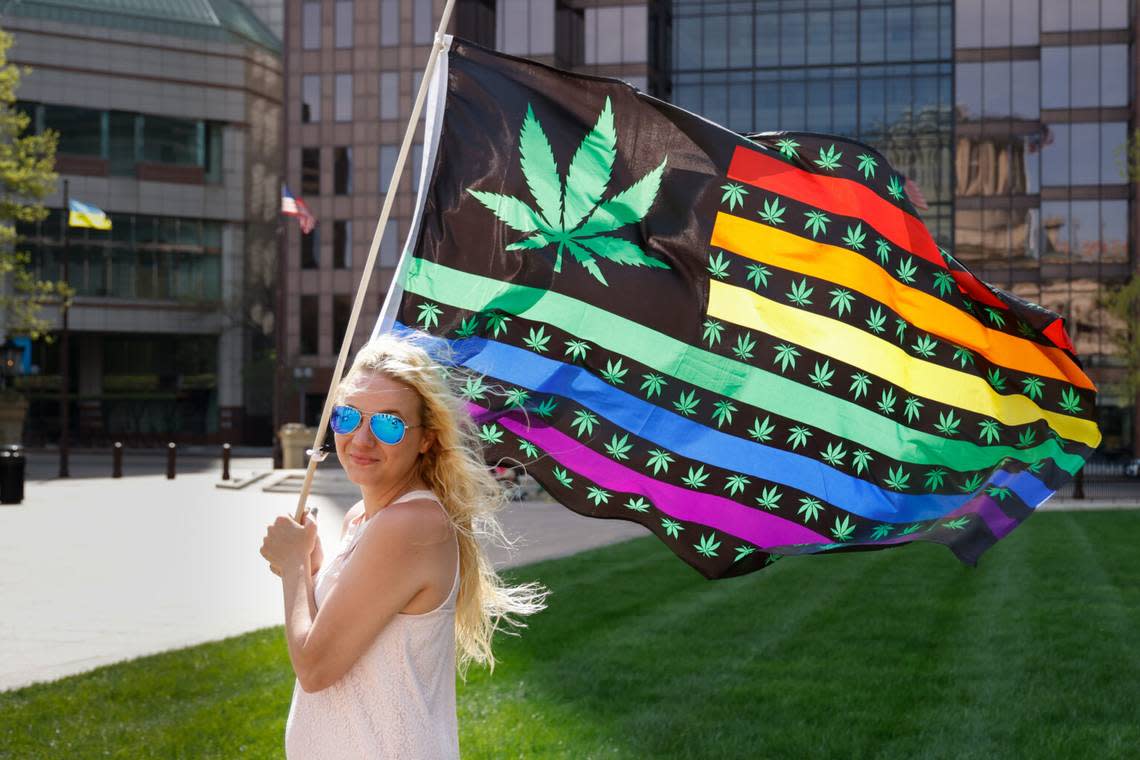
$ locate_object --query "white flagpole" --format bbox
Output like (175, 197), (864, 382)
(292, 0), (458, 523)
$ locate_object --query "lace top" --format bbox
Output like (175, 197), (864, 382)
(284, 489), (460, 759)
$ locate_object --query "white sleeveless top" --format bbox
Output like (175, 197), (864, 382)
(284, 489), (461, 759)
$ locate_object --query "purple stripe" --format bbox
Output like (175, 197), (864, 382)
(471, 403), (829, 549)
(975, 496), (1018, 538)
(940, 468), (1033, 539)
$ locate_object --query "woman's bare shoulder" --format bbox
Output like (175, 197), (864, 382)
(370, 499), (453, 548)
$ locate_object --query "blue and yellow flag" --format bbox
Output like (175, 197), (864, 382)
(68, 199), (112, 230)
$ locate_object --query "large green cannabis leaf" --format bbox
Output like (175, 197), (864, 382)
(466, 97), (669, 286)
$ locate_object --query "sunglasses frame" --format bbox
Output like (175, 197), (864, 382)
(330, 403), (422, 446)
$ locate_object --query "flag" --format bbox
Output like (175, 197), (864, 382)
(376, 38), (1100, 579)
(68, 199), (111, 230)
(904, 177), (929, 211)
(281, 185), (316, 234)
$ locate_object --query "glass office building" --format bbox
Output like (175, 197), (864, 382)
(953, 0), (1133, 451)
(667, 0), (955, 243)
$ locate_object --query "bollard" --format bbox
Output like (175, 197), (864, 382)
(166, 442), (176, 480)
(112, 442), (123, 478)
(1073, 466), (1085, 500)
(221, 442), (231, 481)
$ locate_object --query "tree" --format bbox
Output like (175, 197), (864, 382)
(0, 27), (66, 341)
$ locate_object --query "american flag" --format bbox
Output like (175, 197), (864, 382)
(281, 185), (316, 234)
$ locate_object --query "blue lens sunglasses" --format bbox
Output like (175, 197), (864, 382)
(330, 404), (422, 445)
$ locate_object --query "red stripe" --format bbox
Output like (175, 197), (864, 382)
(727, 145), (1006, 311)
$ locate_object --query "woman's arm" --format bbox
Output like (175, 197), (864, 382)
(284, 500), (451, 693)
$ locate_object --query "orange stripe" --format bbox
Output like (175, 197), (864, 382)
(727, 145), (1008, 310)
(711, 212), (1096, 391)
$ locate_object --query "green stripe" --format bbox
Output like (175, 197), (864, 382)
(404, 258), (1086, 474)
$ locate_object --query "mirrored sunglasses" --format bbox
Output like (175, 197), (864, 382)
(330, 404), (421, 445)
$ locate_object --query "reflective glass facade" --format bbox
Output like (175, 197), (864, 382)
(18, 101), (224, 181)
(953, 0), (1133, 450)
(17, 210), (223, 302)
(668, 0), (954, 244)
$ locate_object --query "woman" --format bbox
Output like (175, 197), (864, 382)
(260, 331), (548, 758)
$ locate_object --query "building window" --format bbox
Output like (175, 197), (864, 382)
(379, 145), (398, 192)
(412, 71), (425, 121)
(335, 1), (353, 48)
(1042, 45), (1130, 109)
(22, 213), (222, 302)
(301, 225), (320, 269)
(380, 220), (401, 266)
(302, 1), (321, 50)
(301, 75), (321, 123)
(414, 0), (434, 44)
(1042, 0), (1129, 32)
(584, 6), (647, 65)
(301, 147), (320, 195)
(332, 294), (352, 346)
(40, 104), (103, 156)
(300, 295), (319, 355)
(29, 103), (222, 179)
(379, 72), (399, 120)
(335, 74), (353, 121)
(1041, 122), (1131, 187)
(496, 0), (554, 56)
(380, 0), (399, 46)
(334, 146), (352, 195)
(333, 220), (352, 268)
(1041, 199), (1129, 262)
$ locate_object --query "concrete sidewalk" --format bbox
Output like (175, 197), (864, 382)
(0, 457), (645, 692)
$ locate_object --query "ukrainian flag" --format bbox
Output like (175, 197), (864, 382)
(68, 199), (112, 230)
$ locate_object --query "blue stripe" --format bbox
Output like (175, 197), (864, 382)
(395, 322), (1056, 523)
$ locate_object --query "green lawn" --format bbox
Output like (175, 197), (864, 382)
(2, 510), (1138, 759)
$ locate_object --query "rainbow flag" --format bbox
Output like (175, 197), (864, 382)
(375, 38), (1099, 578)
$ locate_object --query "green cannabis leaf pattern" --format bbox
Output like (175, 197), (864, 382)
(467, 98), (669, 286)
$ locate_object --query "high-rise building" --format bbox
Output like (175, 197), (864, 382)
(3, 0), (283, 445)
(281, 0), (1134, 452)
(953, 0), (1134, 452)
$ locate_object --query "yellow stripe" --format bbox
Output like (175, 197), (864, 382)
(712, 212), (1095, 390)
(708, 280), (1101, 448)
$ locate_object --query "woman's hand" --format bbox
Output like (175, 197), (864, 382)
(262, 510), (320, 577)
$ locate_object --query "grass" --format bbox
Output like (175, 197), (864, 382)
(2, 510), (1138, 759)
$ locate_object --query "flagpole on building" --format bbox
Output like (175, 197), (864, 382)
(291, 0), (458, 522)
(58, 178), (70, 478)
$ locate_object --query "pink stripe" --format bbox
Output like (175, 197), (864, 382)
(471, 404), (829, 549)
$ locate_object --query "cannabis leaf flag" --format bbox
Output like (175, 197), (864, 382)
(375, 38), (1100, 579)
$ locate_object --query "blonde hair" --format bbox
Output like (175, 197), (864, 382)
(335, 329), (549, 676)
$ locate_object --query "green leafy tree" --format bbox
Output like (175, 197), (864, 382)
(0, 30), (65, 341)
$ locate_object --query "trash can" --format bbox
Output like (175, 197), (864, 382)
(279, 423), (318, 469)
(0, 444), (25, 504)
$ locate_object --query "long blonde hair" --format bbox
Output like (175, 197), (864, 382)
(334, 329), (549, 676)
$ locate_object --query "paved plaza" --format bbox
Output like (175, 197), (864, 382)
(0, 452), (645, 692)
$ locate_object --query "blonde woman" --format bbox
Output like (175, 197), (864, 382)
(259, 331), (548, 758)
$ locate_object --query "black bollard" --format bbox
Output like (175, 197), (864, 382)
(112, 442), (122, 478)
(166, 442), (176, 480)
(222, 442), (231, 481)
